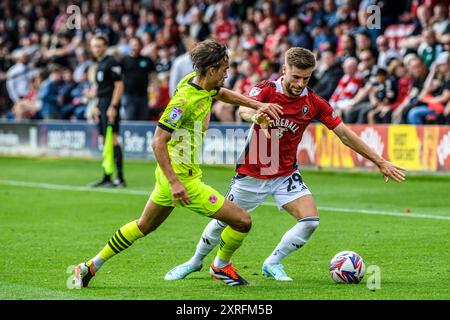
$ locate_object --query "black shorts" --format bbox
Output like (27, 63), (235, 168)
(97, 96), (120, 137)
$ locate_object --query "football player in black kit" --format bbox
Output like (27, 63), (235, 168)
(89, 34), (126, 188)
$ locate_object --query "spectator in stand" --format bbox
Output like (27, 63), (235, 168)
(336, 33), (357, 65)
(188, 7), (210, 41)
(312, 19), (338, 54)
(136, 10), (161, 39)
(312, 49), (343, 100)
(344, 49), (377, 123)
(407, 52), (450, 124)
(323, 0), (339, 28)
(261, 17), (279, 60)
(6, 51), (36, 104)
(59, 68), (77, 119)
(155, 45), (172, 75)
(223, 61), (241, 88)
(212, 3), (235, 44)
(329, 57), (363, 118)
(169, 37), (197, 97)
(38, 64), (63, 119)
(355, 30), (373, 57)
(430, 4), (450, 37)
(402, 5), (432, 50)
(11, 69), (44, 121)
(355, 1), (382, 46)
(368, 59), (413, 124)
(259, 59), (278, 82)
(148, 72), (170, 121)
(287, 17), (312, 50)
(175, 0), (193, 27)
(418, 28), (444, 68)
(214, 60), (259, 122)
(366, 67), (398, 124)
(67, 69), (91, 121)
(73, 48), (93, 84)
(376, 35), (400, 68)
(392, 56), (429, 123)
(240, 21), (260, 50)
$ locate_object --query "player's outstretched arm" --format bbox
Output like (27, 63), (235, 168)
(333, 123), (406, 183)
(216, 87), (283, 120)
(151, 127), (192, 206)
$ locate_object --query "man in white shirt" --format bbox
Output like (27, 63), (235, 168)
(6, 50), (36, 103)
(169, 38), (198, 97)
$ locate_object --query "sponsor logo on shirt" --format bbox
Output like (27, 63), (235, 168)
(164, 119), (176, 127)
(249, 86), (262, 97)
(269, 118), (300, 137)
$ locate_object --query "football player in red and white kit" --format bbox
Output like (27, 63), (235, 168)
(165, 48), (406, 282)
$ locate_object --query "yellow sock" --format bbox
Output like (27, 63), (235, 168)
(217, 226), (248, 262)
(99, 220), (144, 261)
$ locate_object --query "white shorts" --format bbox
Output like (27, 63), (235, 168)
(225, 170), (312, 212)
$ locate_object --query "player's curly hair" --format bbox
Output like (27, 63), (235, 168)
(190, 39), (229, 76)
(285, 47), (316, 70)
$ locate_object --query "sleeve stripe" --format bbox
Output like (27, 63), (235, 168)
(158, 122), (175, 133)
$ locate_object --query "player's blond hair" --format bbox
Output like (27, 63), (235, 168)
(285, 47), (316, 70)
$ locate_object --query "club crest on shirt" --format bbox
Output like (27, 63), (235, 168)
(302, 105), (309, 115)
(170, 106), (184, 122)
(249, 87), (262, 97)
(139, 60), (147, 68)
(208, 194), (218, 204)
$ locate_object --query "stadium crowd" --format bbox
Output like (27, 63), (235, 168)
(0, 0), (449, 125)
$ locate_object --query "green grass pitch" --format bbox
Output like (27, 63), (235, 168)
(0, 156), (449, 300)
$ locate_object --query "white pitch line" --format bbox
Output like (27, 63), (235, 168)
(0, 179), (149, 196)
(263, 202), (450, 221)
(1, 179), (449, 221)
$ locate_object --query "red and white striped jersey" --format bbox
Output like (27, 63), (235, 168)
(330, 74), (363, 104)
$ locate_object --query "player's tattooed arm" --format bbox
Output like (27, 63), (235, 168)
(333, 123), (406, 183)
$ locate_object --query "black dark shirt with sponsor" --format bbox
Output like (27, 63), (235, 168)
(95, 55), (122, 100)
(121, 55), (155, 97)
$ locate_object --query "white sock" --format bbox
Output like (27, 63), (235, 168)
(91, 254), (105, 272)
(264, 217), (319, 265)
(213, 256), (230, 268)
(188, 219), (227, 267)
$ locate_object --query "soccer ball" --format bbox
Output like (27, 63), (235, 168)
(329, 250), (366, 284)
